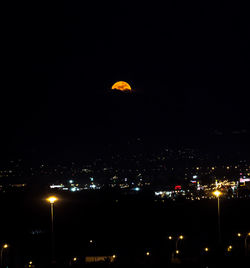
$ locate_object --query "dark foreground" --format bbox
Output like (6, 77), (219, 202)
(0, 190), (249, 267)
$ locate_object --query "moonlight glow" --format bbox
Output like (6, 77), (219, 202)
(111, 81), (132, 92)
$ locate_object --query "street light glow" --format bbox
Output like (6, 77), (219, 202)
(237, 233), (242, 237)
(3, 244), (8, 249)
(146, 251), (150, 256)
(47, 196), (58, 204)
(168, 236), (172, 240)
(204, 247), (209, 252)
(176, 250), (179, 254)
(179, 235), (184, 240)
(213, 190), (222, 198)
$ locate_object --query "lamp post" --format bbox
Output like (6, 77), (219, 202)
(0, 244), (9, 267)
(237, 232), (250, 256)
(169, 235), (184, 260)
(46, 196), (58, 264)
(213, 190), (222, 244)
(175, 235), (184, 254)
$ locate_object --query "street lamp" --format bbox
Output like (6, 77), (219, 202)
(46, 196), (58, 263)
(175, 235), (184, 256)
(237, 232), (250, 256)
(0, 244), (9, 267)
(213, 190), (222, 244)
(169, 235), (184, 260)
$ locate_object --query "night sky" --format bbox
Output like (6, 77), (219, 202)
(1, 1), (249, 161)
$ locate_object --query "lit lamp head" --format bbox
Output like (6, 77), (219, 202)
(179, 235), (184, 240)
(213, 190), (222, 198)
(204, 247), (209, 252)
(168, 236), (172, 240)
(176, 250), (179, 254)
(47, 196), (58, 204)
(237, 233), (242, 237)
(3, 244), (8, 249)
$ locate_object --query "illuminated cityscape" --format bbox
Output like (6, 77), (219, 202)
(0, 143), (249, 267)
(1, 146), (250, 197)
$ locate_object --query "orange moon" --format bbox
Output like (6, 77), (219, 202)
(111, 81), (132, 92)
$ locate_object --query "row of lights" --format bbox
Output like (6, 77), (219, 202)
(72, 255), (117, 262)
(25, 232), (250, 265)
(71, 230), (250, 256)
(237, 232), (250, 237)
(168, 235), (184, 240)
(45, 190), (223, 204)
(201, 231), (250, 254)
(29, 235), (250, 267)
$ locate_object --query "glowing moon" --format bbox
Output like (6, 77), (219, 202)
(111, 81), (132, 92)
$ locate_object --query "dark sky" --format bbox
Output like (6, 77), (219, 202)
(1, 1), (249, 161)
